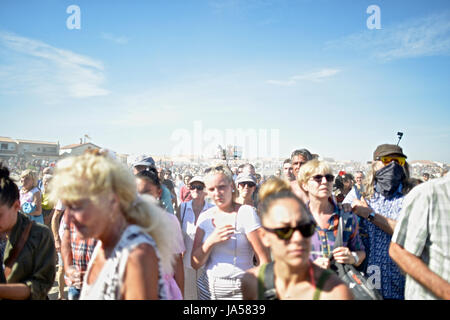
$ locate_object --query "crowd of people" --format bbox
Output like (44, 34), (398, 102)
(0, 143), (448, 300)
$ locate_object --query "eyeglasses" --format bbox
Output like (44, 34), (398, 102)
(239, 182), (256, 188)
(378, 156), (406, 167)
(263, 221), (317, 240)
(189, 185), (204, 191)
(311, 174), (335, 183)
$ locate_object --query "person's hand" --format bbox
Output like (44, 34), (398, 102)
(206, 225), (235, 247)
(313, 257), (331, 269)
(351, 198), (372, 219)
(332, 247), (355, 264)
(65, 265), (82, 287)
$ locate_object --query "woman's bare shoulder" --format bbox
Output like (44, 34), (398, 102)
(241, 266), (261, 300)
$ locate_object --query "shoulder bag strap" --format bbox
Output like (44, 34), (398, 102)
(4, 220), (33, 279)
(180, 202), (187, 226)
(332, 210), (344, 251)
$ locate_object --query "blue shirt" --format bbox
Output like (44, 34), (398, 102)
(160, 184), (174, 214)
(364, 187), (406, 299)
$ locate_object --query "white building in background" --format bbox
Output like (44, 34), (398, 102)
(0, 136), (60, 161)
(59, 142), (101, 157)
(0, 137), (18, 160)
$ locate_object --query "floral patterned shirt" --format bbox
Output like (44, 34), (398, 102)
(363, 188), (406, 299)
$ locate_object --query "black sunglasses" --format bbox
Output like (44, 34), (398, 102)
(311, 174), (334, 183)
(239, 182), (256, 188)
(263, 221), (317, 240)
(189, 185), (204, 191)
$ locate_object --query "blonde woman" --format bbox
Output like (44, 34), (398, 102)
(297, 160), (366, 271)
(49, 152), (174, 300)
(19, 169), (43, 224)
(191, 165), (270, 299)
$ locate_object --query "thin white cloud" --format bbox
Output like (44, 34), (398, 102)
(267, 68), (341, 86)
(326, 11), (450, 61)
(100, 32), (129, 45)
(0, 31), (109, 100)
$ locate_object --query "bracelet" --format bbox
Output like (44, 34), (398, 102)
(367, 211), (376, 222)
(351, 252), (360, 265)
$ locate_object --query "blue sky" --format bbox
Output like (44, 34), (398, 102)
(0, 0), (449, 163)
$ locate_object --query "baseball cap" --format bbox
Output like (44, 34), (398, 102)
(373, 144), (407, 160)
(235, 173), (257, 185)
(189, 176), (204, 185)
(133, 155), (156, 168)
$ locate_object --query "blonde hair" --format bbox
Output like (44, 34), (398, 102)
(204, 163), (237, 202)
(257, 177), (311, 223)
(20, 169), (38, 188)
(297, 159), (333, 186)
(49, 153), (174, 275)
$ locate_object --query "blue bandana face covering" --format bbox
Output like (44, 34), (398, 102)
(374, 162), (405, 198)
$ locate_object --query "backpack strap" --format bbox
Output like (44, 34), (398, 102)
(3, 219), (33, 280)
(257, 262), (277, 300)
(263, 262), (277, 300)
(257, 263), (268, 299)
(312, 269), (333, 300)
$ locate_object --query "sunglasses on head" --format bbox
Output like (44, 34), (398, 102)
(311, 174), (335, 183)
(263, 221), (316, 240)
(239, 182), (256, 188)
(204, 165), (225, 174)
(189, 185), (204, 191)
(378, 156), (406, 167)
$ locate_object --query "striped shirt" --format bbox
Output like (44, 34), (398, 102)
(392, 175), (450, 300)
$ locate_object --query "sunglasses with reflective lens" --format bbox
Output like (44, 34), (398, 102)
(189, 185), (204, 191)
(239, 182), (256, 188)
(311, 174), (335, 183)
(378, 156), (406, 167)
(263, 221), (317, 240)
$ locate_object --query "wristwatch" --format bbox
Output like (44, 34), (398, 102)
(351, 252), (360, 265)
(367, 211), (376, 223)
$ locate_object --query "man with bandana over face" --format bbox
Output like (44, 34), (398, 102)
(350, 144), (411, 299)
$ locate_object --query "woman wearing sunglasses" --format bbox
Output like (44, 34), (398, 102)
(191, 165), (270, 300)
(178, 176), (215, 300)
(235, 173), (257, 207)
(349, 144), (412, 299)
(241, 178), (352, 300)
(298, 159), (366, 272)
